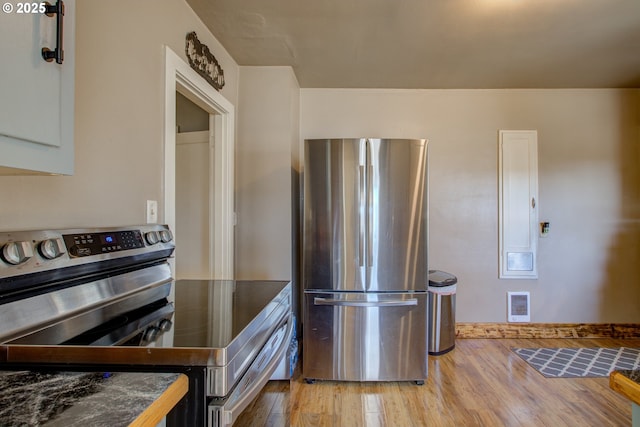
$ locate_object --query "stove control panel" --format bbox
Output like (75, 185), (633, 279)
(0, 225), (175, 280)
(64, 230), (145, 257)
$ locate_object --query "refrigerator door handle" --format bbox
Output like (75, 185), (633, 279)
(367, 164), (374, 267)
(359, 164), (366, 267)
(313, 297), (418, 307)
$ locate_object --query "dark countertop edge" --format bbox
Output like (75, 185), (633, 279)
(609, 370), (640, 406)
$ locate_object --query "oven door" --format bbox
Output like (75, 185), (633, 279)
(208, 313), (292, 427)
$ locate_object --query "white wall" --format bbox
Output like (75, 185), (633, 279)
(300, 88), (640, 323)
(235, 66), (300, 280)
(0, 0), (238, 230)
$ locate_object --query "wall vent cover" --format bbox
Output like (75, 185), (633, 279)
(508, 291), (530, 322)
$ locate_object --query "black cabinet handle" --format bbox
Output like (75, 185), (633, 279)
(42, 1), (65, 64)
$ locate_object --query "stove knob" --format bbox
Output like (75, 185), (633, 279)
(145, 231), (159, 245)
(158, 319), (173, 332)
(2, 241), (34, 265)
(143, 326), (160, 343)
(38, 238), (66, 260)
(159, 230), (173, 243)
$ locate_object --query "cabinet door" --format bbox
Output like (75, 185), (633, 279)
(0, 0), (75, 175)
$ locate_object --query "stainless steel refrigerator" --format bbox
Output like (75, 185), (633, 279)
(302, 138), (429, 383)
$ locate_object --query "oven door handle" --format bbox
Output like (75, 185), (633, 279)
(208, 313), (293, 427)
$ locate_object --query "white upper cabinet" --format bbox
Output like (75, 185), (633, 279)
(0, 0), (75, 175)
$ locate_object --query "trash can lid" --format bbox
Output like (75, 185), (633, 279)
(428, 270), (457, 287)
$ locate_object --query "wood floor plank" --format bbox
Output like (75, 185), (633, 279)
(333, 381), (365, 427)
(234, 338), (639, 426)
(234, 380), (289, 426)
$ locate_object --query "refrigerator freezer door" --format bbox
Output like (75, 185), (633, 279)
(367, 138), (428, 292)
(303, 292), (428, 382)
(303, 138), (367, 291)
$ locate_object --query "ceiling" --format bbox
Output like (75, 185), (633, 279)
(186, 0), (640, 89)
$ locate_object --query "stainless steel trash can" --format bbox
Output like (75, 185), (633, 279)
(428, 270), (457, 355)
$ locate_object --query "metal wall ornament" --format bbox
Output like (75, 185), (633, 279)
(185, 32), (225, 91)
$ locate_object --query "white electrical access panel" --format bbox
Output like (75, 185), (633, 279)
(499, 130), (539, 279)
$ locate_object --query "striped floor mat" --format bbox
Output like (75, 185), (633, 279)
(512, 347), (640, 378)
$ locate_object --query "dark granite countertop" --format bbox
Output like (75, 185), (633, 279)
(609, 369), (640, 406)
(0, 370), (187, 426)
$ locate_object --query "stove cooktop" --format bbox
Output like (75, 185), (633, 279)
(172, 280), (290, 349)
(0, 280), (292, 370)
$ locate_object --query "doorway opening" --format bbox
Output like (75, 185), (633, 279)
(175, 93), (211, 279)
(164, 46), (235, 280)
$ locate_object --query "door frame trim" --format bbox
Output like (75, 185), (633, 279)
(163, 46), (234, 279)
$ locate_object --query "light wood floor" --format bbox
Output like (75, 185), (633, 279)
(235, 338), (640, 426)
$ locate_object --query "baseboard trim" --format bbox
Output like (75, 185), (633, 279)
(455, 323), (640, 339)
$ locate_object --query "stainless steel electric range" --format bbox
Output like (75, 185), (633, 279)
(0, 225), (292, 427)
